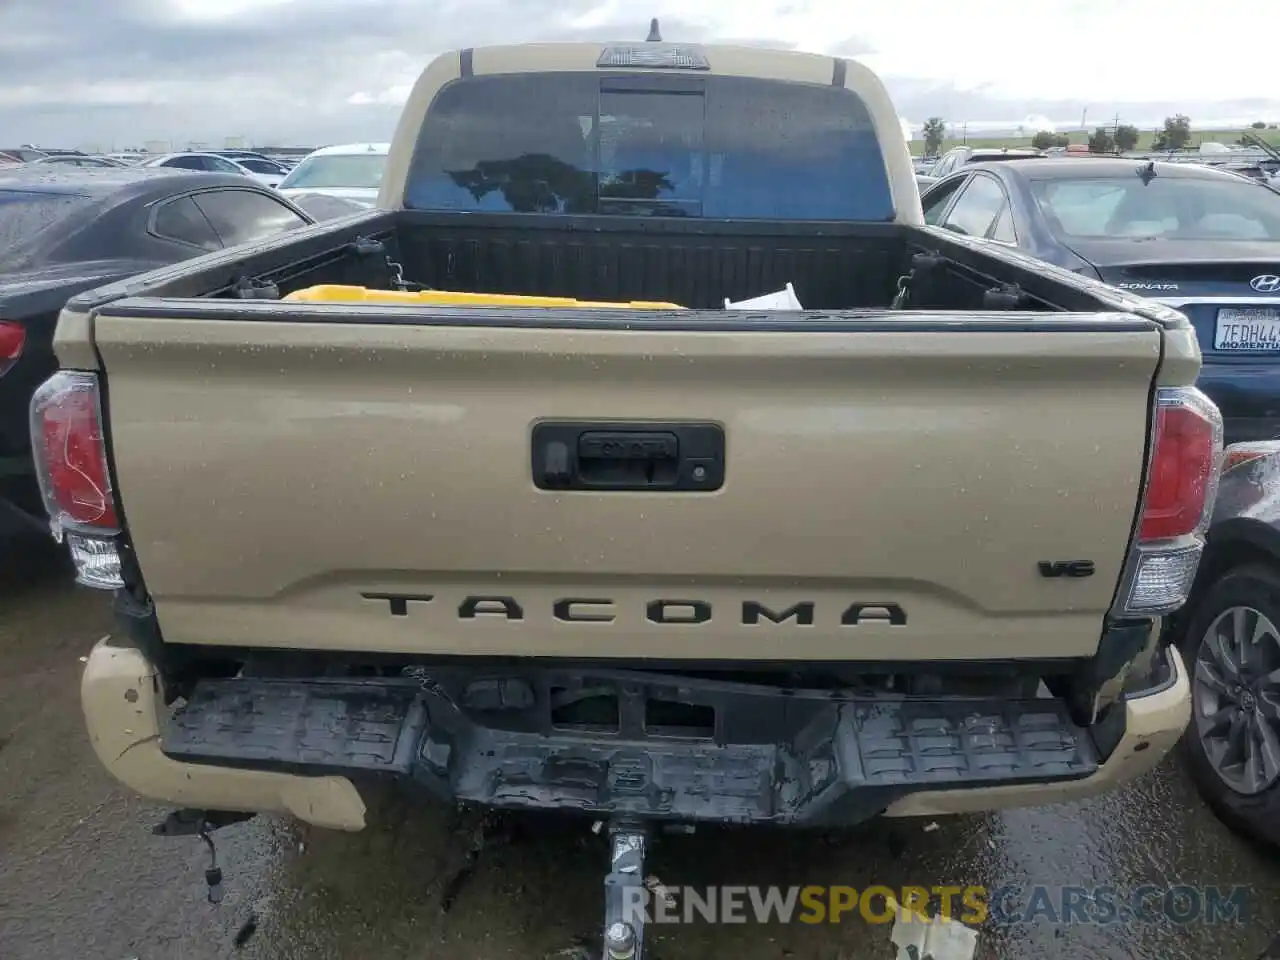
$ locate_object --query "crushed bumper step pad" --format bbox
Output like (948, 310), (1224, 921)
(161, 677), (1101, 825)
(162, 680), (428, 776)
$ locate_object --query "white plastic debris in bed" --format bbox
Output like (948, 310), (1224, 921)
(723, 282), (803, 311)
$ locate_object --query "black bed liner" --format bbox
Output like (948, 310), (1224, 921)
(396, 214), (904, 310)
(66, 208), (1189, 324)
(161, 665), (1104, 826)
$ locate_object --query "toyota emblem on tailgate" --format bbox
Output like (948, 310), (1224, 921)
(1252, 274), (1280, 293)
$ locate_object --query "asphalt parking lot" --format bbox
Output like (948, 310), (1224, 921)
(3, 541), (1280, 960)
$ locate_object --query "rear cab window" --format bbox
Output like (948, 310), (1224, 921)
(404, 72), (894, 221)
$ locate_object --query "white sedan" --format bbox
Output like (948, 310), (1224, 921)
(139, 152), (287, 188)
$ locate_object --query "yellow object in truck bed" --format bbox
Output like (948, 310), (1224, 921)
(283, 284), (685, 310)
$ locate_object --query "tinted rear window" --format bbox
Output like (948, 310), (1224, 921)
(0, 190), (93, 256)
(405, 72), (893, 221)
(1031, 175), (1280, 241)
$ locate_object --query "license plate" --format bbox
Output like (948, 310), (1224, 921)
(1215, 307), (1280, 351)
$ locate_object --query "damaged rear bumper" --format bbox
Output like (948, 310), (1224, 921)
(81, 638), (368, 830)
(81, 636), (1191, 830)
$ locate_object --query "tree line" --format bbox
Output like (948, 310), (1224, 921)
(920, 115), (1275, 157)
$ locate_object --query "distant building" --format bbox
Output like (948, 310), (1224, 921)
(250, 145), (319, 157)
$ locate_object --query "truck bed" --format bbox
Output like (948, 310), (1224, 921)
(396, 212), (902, 309)
(76, 209), (1155, 314)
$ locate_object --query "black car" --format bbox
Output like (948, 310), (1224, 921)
(1165, 438), (1280, 850)
(920, 158), (1280, 444)
(0, 167), (317, 537)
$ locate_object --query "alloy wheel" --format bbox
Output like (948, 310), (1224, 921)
(1192, 605), (1280, 795)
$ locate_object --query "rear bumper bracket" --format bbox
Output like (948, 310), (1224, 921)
(158, 668), (1103, 826)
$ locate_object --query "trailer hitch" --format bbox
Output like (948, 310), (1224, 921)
(602, 820), (649, 960)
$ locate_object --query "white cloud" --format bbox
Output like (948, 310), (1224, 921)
(346, 85), (413, 105)
(169, 0), (300, 20)
(628, 0), (1270, 105)
(384, 0), (1275, 121)
(552, 1), (1278, 125)
(3, 0), (1276, 146)
(859, 4), (1267, 105)
(0, 80), (203, 108)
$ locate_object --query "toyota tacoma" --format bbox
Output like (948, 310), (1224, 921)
(35, 31), (1220, 958)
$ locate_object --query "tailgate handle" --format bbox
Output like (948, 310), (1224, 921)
(532, 422), (725, 491)
(577, 432), (679, 487)
(579, 431), (677, 461)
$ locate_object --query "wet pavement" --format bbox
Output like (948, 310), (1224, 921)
(2, 541), (1279, 960)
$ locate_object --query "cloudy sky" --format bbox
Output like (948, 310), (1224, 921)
(2, 0), (1277, 149)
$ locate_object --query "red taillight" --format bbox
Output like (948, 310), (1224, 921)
(1139, 394), (1222, 541)
(1113, 386), (1223, 617)
(0, 321), (24, 377)
(29, 371), (119, 532)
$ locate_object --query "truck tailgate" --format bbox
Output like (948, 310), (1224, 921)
(93, 307), (1161, 661)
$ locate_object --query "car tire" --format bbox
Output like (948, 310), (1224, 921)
(1178, 563), (1280, 849)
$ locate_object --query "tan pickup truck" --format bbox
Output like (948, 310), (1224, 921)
(36, 30), (1219, 955)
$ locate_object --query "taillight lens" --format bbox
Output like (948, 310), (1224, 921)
(1114, 386), (1223, 617)
(0, 320), (24, 377)
(1140, 394), (1221, 540)
(29, 370), (119, 533)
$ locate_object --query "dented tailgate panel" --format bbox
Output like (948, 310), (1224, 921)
(93, 308), (1161, 661)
